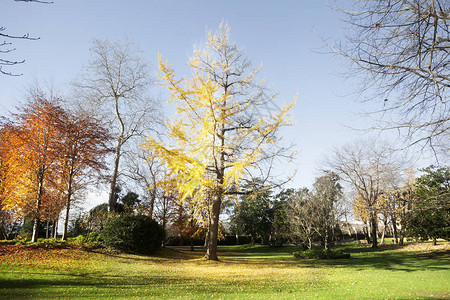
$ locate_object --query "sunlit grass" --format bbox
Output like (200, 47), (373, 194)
(0, 241), (448, 299)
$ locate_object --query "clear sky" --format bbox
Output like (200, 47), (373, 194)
(1, 0), (422, 208)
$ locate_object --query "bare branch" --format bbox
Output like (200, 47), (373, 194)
(330, 0), (449, 154)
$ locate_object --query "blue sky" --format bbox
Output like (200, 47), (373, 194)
(1, 0), (409, 203)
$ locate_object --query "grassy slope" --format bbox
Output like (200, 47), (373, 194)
(0, 241), (448, 299)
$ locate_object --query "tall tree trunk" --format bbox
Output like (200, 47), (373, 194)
(353, 226), (358, 243)
(53, 219), (58, 238)
(62, 194), (71, 240)
(149, 189), (156, 219)
(31, 217), (40, 242)
(391, 219), (398, 244)
(363, 226), (371, 244)
(370, 215), (378, 248)
(324, 229), (329, 251)
(32, 172), (44, 243)
(204, 194), (221, 260)
(108, 142), (122, 212)
(380, 219), (387, 244)
(62, 169), (74, 241)
(0, 226), (5, 240)
(108, 95), (126, 213)
(45, 220), (50, 239)
(204, 226), (210, 247)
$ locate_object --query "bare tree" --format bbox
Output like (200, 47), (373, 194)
(124, 149), (163, 219)
(286, 188), (315, 249)
(73, 38), (159, 212)
(1, 0), (52, 76)
(332, 0), (449, 153)
(327, 139), (408, 247)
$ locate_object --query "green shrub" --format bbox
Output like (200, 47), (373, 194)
(69, 234), (86, 245)
(14, 235), (31, 245)
(101, 215), (165, 254)
(87, 232), (101, 243)
(67, 233), (103, 250)
(293, 248), (350, 259)
(22, 238), (67, 249)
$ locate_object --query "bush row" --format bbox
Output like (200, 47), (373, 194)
(293, 248), (351, 259)
(5, 215), (165, 254)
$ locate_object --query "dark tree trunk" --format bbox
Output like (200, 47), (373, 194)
(62, 193), (71, 240)
(45, 220), (50, 239)
(363, 226), (371, 244)
(32, 172), (44, 243)
(149, 189), (156, 219)
(370, 215), (378, 248)
(108, 141), (122, 212)
(204, 194), (221, 260)
(380, 219), (387, 244)
(63, 167), (74, 240)
(391, 219), (398, 244)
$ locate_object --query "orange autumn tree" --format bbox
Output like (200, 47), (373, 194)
(1, 96), (66, 242)
(0, 127), (23, 239)
(144, 23), (295, 260)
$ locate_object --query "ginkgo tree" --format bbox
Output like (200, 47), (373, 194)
(144, 23), (295, 260)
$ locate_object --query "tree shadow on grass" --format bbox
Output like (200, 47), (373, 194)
(297, 249), (450, 272)
(207, 243), (450, 273)
(88, 246), (203, 264)
(0, 272), (198, 298)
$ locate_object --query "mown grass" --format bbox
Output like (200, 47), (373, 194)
(0, 240), (448, 299)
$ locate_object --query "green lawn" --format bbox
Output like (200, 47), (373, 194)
(0, 241), (448, 299)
